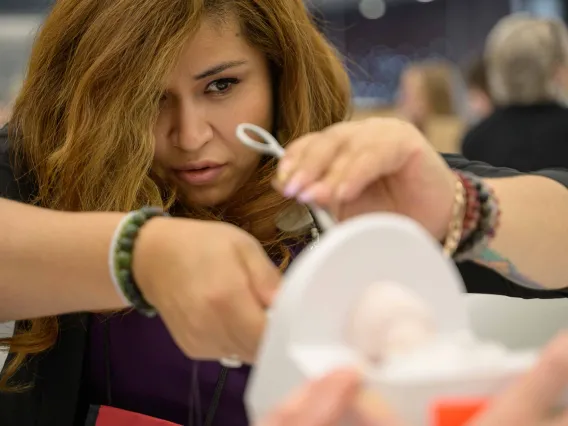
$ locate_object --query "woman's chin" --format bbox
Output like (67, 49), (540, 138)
(179, 186), (233, 209)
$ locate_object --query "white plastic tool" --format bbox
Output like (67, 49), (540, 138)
(236, 123), (336, 231)
(245, 213), (538, 426)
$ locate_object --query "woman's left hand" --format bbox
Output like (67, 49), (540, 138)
(276, 118), (456, 240)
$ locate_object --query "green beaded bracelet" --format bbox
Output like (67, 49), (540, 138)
(109, 207), (169, 317)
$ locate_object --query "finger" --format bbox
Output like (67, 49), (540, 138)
(471, 332), (568, 426)
(278, 133), (319, 185)
(278, 124), (353, 197)
(222, 242), (280, 361)
(222, 280), (267, 363)
(153, 248), (236, 360)
(283, 135), (347, 198)
(162, 293), (231, 360)
(351, 389), (406, 426)
(296, 152), (354, 206)
(259, 369), (361, 426)
(203, 265), (263, 361)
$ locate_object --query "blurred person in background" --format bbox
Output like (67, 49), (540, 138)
(462, 14), (568, 172)
(397, 61), (464, 152)
(463, 55), (494, 125)
(396, 61), (456, 131)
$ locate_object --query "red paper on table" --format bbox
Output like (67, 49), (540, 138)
(431, 398), (488, 426)
(85, 405), (181, 426)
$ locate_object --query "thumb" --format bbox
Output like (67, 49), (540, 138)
(351, 389), (407, 426)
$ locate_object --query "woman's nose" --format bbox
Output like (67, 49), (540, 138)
(174, 103), (214, 151)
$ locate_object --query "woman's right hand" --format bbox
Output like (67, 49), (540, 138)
(131, 217), (281, 364)
(470, 332), (568, 426)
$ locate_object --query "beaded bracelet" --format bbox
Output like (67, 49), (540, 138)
(442, 176), (466, 257)
(453, 172), (501, 261)
(109, 207), (170, 317)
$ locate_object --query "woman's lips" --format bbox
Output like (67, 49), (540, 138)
(175, 165), (226, 186)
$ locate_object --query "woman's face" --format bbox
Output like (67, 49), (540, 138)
(153, 15), (273, 207)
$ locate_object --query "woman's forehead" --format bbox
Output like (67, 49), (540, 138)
(171, 16), (260, 74)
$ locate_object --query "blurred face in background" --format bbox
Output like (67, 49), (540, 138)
(553, 65), (568, 105)
(397, 69), (428, 127)
(466, 86), (493, 124)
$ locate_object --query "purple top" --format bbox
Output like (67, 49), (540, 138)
(87, 313), (251, 425)
(86, 244), (305, 426)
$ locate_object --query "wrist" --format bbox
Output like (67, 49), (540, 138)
(451, 172), (501, 261)
(109, 207), (169, 316)
(439, 173), (466, 256)
(131, 215), (171, 307)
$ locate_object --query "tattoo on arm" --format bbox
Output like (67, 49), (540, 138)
(472, 248), (546, 290)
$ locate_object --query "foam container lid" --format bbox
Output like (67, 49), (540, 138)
(245, 213), (534, 425)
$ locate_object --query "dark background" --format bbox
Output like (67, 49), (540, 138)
(0, 0), (566, 103)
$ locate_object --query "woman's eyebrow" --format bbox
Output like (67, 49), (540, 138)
(193, 60), (248, 80)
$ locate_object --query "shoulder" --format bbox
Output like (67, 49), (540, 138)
(441, 153), (568, 189)
(466, 111), (505, 137)
(0, 125), (34, 202)
(461, 113), (503, 154)
(544, 103), (568, 118)
(545, 105), (568, 134)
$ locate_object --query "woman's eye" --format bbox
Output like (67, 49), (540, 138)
(205, 78), (239, 94)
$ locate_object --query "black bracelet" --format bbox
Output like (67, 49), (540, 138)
(453, 172), (500, 261)
(109, 207), (170, 317)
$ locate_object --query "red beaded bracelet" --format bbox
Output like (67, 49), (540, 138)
(453, 171), (501, 261)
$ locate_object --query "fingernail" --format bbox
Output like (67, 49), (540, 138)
(284, 174), (304, 198)
(300, 182), (332, 205)
(297, 189), (314, 203)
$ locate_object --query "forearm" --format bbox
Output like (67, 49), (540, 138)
(0, 199), (128, 322)
(473, 176), (568, 290)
